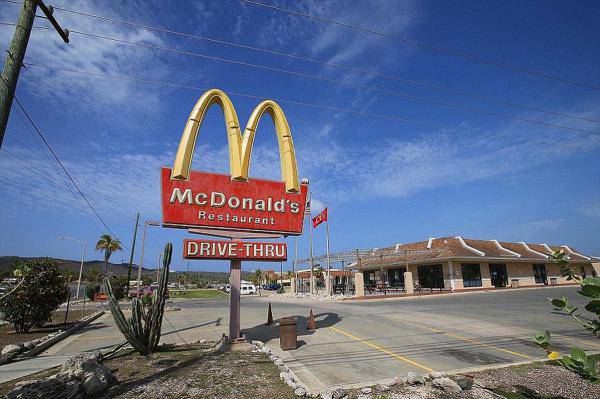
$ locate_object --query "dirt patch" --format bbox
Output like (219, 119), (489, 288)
(0, 309), (96, 350)
(103, 345), (296, 398)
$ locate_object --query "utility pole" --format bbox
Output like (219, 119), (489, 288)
(126, 213), (140, 292)
(0, 0), (69, 148)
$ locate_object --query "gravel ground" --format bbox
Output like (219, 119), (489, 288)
(471, 362), (600, 399)
(103, 344), (297, 399)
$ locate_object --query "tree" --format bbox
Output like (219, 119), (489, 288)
(0, 258), (69, 333)
(95, 234), (123, 278)
(86, 268), (101, 283)
(534, 250), (600, 383)
(252, 269), (264, 296)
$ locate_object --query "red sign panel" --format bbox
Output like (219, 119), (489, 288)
(161, 168), (308, 235)
(183, 239), (287, 261)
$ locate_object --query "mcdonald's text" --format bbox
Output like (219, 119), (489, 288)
(183, 239), (287, 261)
(161, 168), (308, 235)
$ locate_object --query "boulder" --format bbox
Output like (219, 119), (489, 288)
(295, 387), (306, 397)
(81, 364), (114, 397)
(252, 340), (264, 348)
(2, 344), (22, 356)
(432, 377), (462, 395)
(455, 376), (474, 390)
(274, 359), (285, 367)
(429, 371), (444, 379)
(320, 388), (333, 399)
(406, 371), (426, 385)
(60, 352), (100, 379)
(332, 387), (346, 398)
(360, 387), (372, 394)
(280, 371), (290, 380)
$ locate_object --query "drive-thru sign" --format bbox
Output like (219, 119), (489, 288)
(161, 89), (307, 341)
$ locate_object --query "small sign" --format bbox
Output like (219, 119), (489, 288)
(161, 168), (308, 235)
(183, 239), (287, 261)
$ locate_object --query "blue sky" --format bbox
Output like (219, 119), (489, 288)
(0, 0), (599, 272)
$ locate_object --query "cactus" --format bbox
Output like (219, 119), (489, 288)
(105, 242), (172, 355)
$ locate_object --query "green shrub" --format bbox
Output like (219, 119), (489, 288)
(86, 284), (100, 301)
(534, 250), (600, 383)
(109, 276), (129, 300)
(0, 258), (69, 333)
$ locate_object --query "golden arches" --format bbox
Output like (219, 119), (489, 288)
(171, 89), (300, 193)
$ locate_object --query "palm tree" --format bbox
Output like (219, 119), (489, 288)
(252, 269), (264, 296)
(95, 234), (123, 278)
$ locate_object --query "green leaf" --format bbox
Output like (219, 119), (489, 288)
(551, 296), (568, 309)
(571, 347), (587, 364)
(583, 277), (600, 286)
(585, 300), (600, 315)
(580, 284), (600, 298)
(534, 330), (551, 347)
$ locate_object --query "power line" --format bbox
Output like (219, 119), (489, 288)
(242, 0), (600, 92)
(4, 3), (589, 124)
(2, 20), (598, 134)
(21, 62), (593, 152)
(10, 94), (121, 238)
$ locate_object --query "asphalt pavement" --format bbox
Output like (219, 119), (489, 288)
(1, 286), (596, 388)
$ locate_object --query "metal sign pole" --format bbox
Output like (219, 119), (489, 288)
(229, 238), (242, 341)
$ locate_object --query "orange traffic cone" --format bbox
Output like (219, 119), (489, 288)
(266, 302), (273, 326)
(307, 309), (316, 330)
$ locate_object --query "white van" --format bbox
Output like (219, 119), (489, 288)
(240, 283), (256, 295)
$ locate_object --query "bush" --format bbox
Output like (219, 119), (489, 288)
(0, 258), (69, 333)
(86, 284), (100, 301)
(109, 276), (129, 300)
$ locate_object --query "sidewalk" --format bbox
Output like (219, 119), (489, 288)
(0, 354), (72, 384)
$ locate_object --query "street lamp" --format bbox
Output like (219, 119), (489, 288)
(137, 220), (160, 295)
(59, 236), (86, 300)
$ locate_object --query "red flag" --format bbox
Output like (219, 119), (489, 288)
(312, 207), (327, 228)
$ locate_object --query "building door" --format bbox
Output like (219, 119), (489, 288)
(532, 264), (548, 284)
(489, 264), (508, 287)
(580, 266), (587, 279)
(387, 267), (406, 287)
(418, 265), (444, 288)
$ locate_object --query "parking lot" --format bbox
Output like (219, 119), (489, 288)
(40, 286), (598, 388)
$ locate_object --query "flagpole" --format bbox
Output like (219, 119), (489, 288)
(325, 203), (331, 296)
(309, 193), (314, 294)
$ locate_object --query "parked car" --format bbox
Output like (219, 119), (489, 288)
(220, 284), (231, 293)
(263, 283), (282, 291)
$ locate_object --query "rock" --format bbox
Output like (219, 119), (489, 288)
(360, 387), (372, 394)
(81, 364), (114, 397)
(252, 340), (264, 347)
(332, 387), (346, 399)
(60, 352), (100, 379)
(2, 344), (22, 356)
(320, 388), (333, 399)
(269, 354), (278, 362)
(274, 359), (285, 367)
(389, 376), (403, 386)
(455, 376), (474, 390)
(295, 387), (306, 397)
(429, 371), (443, 379)
(280, 371), (290, 380)
(432, 377), (462, 395)
(377, 384), (390, 392)
(406, 372), (426, 385)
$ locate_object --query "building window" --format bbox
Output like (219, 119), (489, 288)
(461, 263), (482, 287)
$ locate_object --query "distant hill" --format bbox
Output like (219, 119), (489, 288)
(0, 256), (253, 284)
(0, 256), (148, 277)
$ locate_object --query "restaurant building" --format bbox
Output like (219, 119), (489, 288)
(355, 236), (598, 291)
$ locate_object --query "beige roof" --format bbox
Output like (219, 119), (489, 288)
(358, 236), (591, 269)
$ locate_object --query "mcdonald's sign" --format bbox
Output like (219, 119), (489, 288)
(161, 89), (309, 236)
